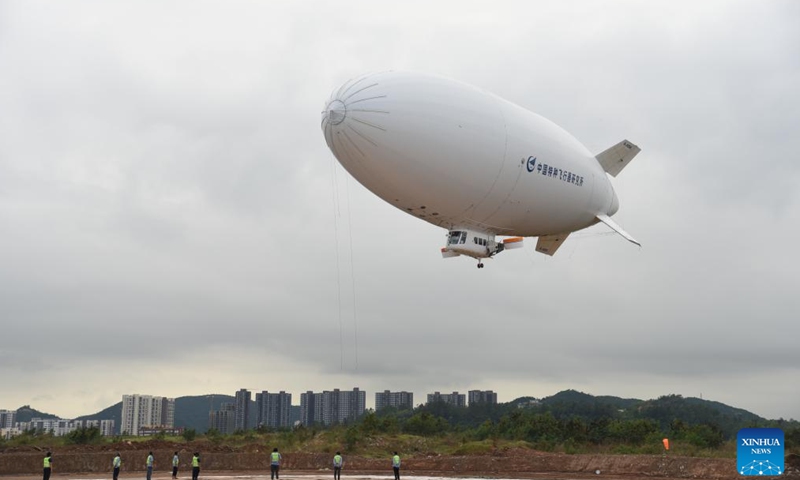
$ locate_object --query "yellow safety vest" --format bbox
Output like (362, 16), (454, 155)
(271, 452), (281, 463)
(393, 455), (400, 467)
(44, 457), (51, 468)
(147, 455), (153, 466)
(192, 456), (199, 467)
(173, 455), (179, 466)
(114, 456), (121, 468)
(334, 455), (342, 466)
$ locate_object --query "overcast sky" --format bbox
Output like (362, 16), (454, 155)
(1, 0), (798, 422)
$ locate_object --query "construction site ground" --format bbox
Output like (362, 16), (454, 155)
(1, 442), (798, 480)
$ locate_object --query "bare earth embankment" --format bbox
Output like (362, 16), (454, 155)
(1, 443), (798, 480)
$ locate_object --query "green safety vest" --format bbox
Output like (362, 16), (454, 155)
(393, 455), (400, 467)
(192, 456), (199, 467)
(334, 455), (343, 466)
(173, 455), (179, 466)
(114, 456), (121, 467)
(43, 457), (51, 468)
(271, 452), (281, 463)
(147, 455), (153, 466)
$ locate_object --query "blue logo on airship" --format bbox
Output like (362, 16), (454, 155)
(526, 156), (537, 172)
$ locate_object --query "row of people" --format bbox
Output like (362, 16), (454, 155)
(42, 449), (401, 479)
(111, 451), (200, 480)
(42, 451), (201, 480)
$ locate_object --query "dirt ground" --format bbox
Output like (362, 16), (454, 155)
(1, 443), (798, 480)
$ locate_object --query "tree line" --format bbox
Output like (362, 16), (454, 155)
(4, 393), (798, 454)
(343, 393), (800, 451)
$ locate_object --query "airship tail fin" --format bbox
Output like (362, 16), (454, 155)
(596, 214), (641, 247)
(535, 233), (570, 256)
(596, 140), (640, 177)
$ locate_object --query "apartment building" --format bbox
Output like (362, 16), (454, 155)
(427, 391), (466, 407)
(300, 388), (366, 426)
(209, 402), (236, 435)
(120, 394), (175, 435)
(255, 390), (292, 429)
(0, 410), (16, 429)
(375, 390), (414, 411)
(468, 390), (498, 405)
(234, 389), (251, 431)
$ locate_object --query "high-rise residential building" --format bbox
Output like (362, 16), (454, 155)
(209, 402), (236, 435)
(120, 394), (175, 435)
(234, 389), (251, 431)
(97, 419), (116, 437)
(468, 390), (498, 405)
(300, 391), (320, 426)
(300, 388), (366, 426)
(427, 391), (466, 407)
(327, 388), (365, 425)
(255, 391), (292, 429)
(0, 410), (16, 429)
(289, 405), (301, 426)
(375, 391), (414, 411)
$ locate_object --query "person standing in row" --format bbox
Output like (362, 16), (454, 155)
(112, 453), (122, 480)
(172, 451), (180, 479)
(333, 451), (343, 480)
(270, 447), (282, 480)
(392, 451), (401, 480)
(146, 451), (154, 480)
(42, 452), (52, 480)
(191, 452), (200, 480)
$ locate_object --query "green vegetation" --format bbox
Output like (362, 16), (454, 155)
(3, 392), (798, 459)
(63, 426), (104, 445)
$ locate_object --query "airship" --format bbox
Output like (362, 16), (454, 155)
(321, 71), (641, 268)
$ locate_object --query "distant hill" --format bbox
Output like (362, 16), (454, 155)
(175, 395), (238, 433)
(683, 396), (762, 421)
(512, 390), (790, 438)
(595, 394), (642, 410)
(74, 395), (246, 434)
(535, 390), (765, 420)
(14, 405), (59, 422)
(541, 389), (641, 410)
(21, 389), (796, 437)
(74, 402), (122, 429)
(632, 394), (765, 437)
(536, 389), (642, 420)
(507, 396), (539, 407)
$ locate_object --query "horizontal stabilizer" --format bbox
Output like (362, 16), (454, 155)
(596, 214), (641, 246)
(536, 233), (570, 256)
(596, 140), (640, 177)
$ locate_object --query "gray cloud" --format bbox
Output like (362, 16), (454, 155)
(0, 0), (798, 420)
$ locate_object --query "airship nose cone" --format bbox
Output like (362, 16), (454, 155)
(324, 99), (347, 126)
